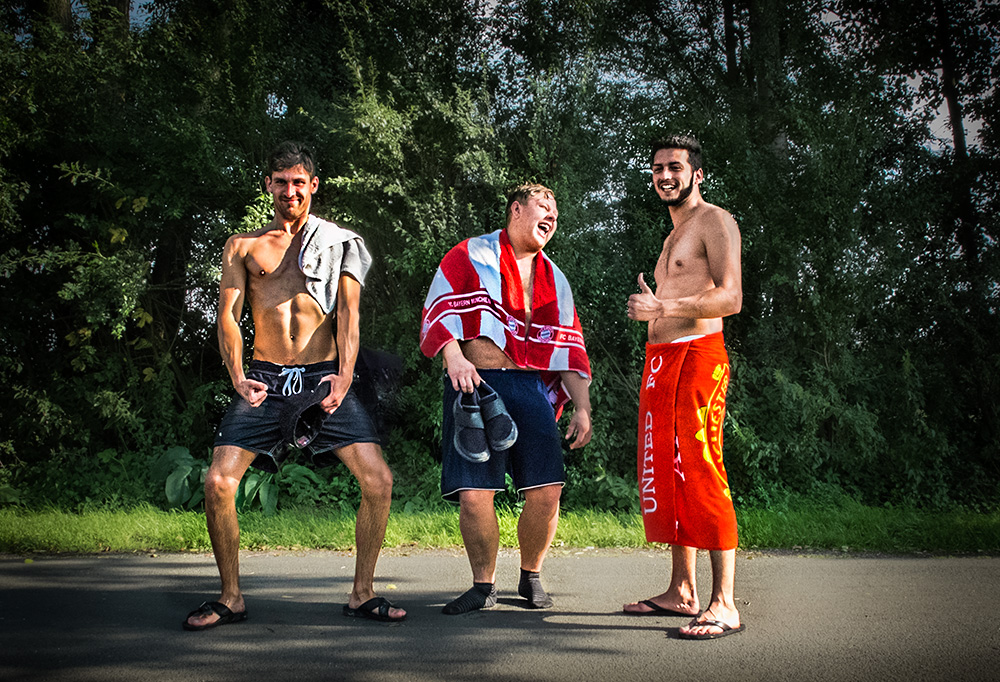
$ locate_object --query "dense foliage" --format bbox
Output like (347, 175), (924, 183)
(1, 0), (997, 513)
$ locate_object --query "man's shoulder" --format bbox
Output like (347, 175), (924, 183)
(229, 224), (274, 241)
(225, 226), (270, 252)
(678, 202), (737, 242)
(697, 202), (737, 228)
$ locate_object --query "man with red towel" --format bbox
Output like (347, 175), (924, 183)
(420, 184), (593, 614)
(623, 136), (746, 640)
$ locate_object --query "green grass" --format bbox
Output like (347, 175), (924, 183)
(1, 501), (998, 555)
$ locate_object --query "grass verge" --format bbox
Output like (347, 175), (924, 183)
(0, 501), (998, 555)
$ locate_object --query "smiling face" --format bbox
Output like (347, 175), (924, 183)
(506, 190), (558, 256)
(651, 148), (703, 207)
(265, 164), (318, 223)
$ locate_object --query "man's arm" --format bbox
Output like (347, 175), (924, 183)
(628, 212), (742, 321)
(218, 236), (268, 407)
(559, 370), (592, 449)
(441, 339), (481, 393)
(321, 274), (361, 412)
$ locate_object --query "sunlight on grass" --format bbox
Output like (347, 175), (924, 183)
(0, 502), (997, 554)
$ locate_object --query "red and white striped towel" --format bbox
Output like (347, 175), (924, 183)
(420, 229), (590, 412)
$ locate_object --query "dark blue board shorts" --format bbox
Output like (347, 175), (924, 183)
(214, 360), (379, 473)
(441, 368), (564, 503)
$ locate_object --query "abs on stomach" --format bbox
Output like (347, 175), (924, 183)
(250, 292), (338, 365)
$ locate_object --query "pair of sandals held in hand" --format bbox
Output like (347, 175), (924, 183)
(453, 381), (518, 463)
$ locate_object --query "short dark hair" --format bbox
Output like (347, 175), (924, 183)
(505, 183), (555, 226)
(649, 135), (702, 171)
(267, 141), (316, 178)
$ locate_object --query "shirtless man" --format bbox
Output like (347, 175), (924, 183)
(420, 184), (593, 614)
(183, 141), (405, 630)
(623, 135), (745, 639)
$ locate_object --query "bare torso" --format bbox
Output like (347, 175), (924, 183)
(236, 227), (338, 365)
(649, 206), (728, 344)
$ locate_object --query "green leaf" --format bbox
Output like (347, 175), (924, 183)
(165, 466), (194, 506)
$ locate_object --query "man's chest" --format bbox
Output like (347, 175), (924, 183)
(514, 259), (535, 311)
(245, 237), (307, 296)
(655, 229), (708, 281)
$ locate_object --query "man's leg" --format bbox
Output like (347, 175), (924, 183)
(516, 484), (561, 608)
(458, 488), (500, 581)
(185, 445), (255, 628)
(679, 548), (741, 636)
(622, 544), (700, 615)
(442, 489), (499, 614)
(517, 484), (561, 571)
(335, 441), (405, 620)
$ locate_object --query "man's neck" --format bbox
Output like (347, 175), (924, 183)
(667, 190), (704, 228)
(270, 211), (312, 235)
(504, 229), (542, 262)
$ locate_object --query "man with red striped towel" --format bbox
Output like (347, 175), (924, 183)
(420, 183), (593, 614)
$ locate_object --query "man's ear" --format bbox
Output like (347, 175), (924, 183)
(693, 168), (705, 185)
(310, 175), (319, 192)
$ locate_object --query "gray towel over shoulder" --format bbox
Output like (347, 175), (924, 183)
(298, 215), (373, 314)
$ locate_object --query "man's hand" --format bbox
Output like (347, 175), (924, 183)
(319, 373), (352, 414)
(627, 273), (664, 321)
(564, 408), (592, 450)
(237, 378), (269, 407)
(442, 341), (481, 393)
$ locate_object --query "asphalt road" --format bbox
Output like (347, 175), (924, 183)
(1, 547), (998, 682)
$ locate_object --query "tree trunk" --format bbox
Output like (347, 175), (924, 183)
(932, 0), (977, 269)
(87, 0), (133, 42)
(723, 0), (739, 86)
(27, 0), (74, 32)
(747, 0), (787, 155)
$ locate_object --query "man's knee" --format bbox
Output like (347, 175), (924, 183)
(354, 448), (393, 501)
(204, 466), (240, 502)
(204, 447), (252, 502)
(459, 490), (497, 518)
(363, 467), (393, 501)
(523, 485), (562, 510)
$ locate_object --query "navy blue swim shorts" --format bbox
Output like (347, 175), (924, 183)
(214, 360), (380, 473)
(440, 368), (564, 503)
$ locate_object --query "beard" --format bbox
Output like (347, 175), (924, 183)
(660, 177), (695, 206)
(275, 197), (308, 221)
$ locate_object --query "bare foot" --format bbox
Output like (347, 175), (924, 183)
(622, 589), (698, 616)
(623, 595), (698, 616)
(678, 607), (743, 639)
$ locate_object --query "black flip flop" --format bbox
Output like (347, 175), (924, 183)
(343, 596), (406, 622)
(678, 619), (746, 640)
(182, 601), (248, 631)
(623, 599), (696, 617)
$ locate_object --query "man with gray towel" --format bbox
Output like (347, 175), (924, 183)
(183, 141), (405, 630)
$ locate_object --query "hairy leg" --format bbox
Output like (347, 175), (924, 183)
(517, 484), (561, 572)
(458, 489), (500, 583)
(336, 441), (404, 619)
(185, 445), (255, 628)
(679, 548), (741, 636)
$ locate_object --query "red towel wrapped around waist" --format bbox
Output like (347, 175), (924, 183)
(637, 332), (738, 551)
